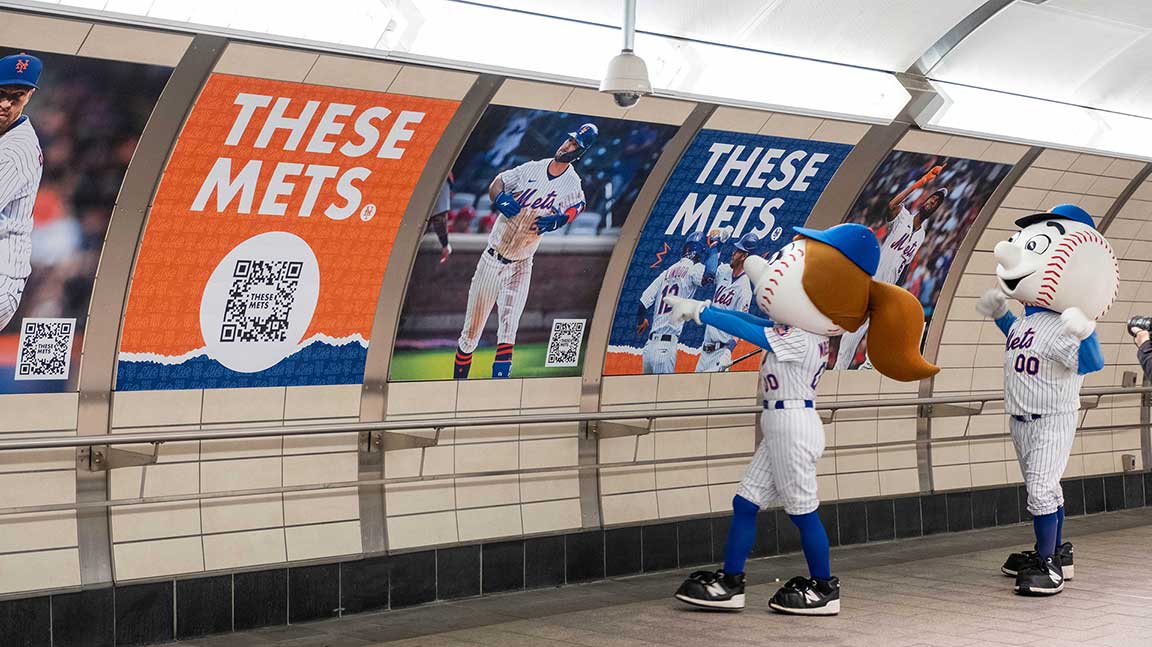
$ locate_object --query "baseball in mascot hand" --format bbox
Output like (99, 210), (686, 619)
(993, 204), (1118, 321)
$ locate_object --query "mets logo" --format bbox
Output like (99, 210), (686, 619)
(15, 59), (29, 73)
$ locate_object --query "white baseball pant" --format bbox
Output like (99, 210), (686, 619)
(736, 408), (825, 515)
(1009, 412), (1077, 516)
(0, 275), (25, 331)
(695, 347), (731, 373)
(641, 336), (677, 374)
(457, 250), (532, 354)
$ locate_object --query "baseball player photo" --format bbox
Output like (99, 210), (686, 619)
(835, 163), (946, 369)
(453, 124), (594, 379)
(666, 224), (937, 615)
(635, 230), (720, 374)
(0, 53), (43, 333)
(695, 232), (759, 373)
(976, 204), (1117, 596)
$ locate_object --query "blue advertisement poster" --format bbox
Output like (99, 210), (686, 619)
(604, 130), (852, 375)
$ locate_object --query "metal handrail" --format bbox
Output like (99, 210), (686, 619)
(0, 385), (1147, 451)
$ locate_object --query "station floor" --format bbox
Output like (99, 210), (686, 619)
(176, 508), (1152, 647)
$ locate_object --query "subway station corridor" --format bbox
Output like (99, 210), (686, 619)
(176, 508), (1152, 647)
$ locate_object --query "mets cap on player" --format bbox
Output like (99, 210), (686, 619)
(1014, 203), (1095, 229)
(793, 223), (880, 276)
(0, 53), (42, 88)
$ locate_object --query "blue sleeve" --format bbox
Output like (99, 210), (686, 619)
(1077, 332), (1104, 375)
(994, 312), (1016, 337)
(701, 246), (719, 286)
(699, 306), (773, 350)
(728, 309), (775, 328)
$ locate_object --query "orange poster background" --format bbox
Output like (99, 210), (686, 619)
(120, 74), (457, 357)
(602, 339), (761, 375)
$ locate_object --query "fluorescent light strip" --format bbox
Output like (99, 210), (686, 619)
(919, 81), (1152, 162)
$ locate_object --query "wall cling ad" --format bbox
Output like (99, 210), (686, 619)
(116, 74), (458, 390)
(0, 48), (171, 393)
(605, 130), (852, 375)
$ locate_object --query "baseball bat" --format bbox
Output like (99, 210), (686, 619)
(721, 348), (762, 371)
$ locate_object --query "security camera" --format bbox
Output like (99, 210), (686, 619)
(600, 50), (651, 109)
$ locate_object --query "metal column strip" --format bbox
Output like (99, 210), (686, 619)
(1098, 164), (1152, 233)
(576, 103), (715, 528)
(916, 146), (1043, 492)
(74, 34), (228, 586)
(357, 74), (503, 554)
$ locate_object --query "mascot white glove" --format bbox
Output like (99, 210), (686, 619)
(663, 295), (709, 325)
(975, 288), (1009, 319)
(1060, 307), (1096, 340)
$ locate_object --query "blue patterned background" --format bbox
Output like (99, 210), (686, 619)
(607, 130), (853, 358)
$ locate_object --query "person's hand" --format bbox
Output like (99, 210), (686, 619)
(636, 318), (649, 336)
(921, 164), (945, 184)
(439, 244), (452, 264)
(1132, 326), (1150, 347)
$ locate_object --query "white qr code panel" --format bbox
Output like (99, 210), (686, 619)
(545, 319), (586, 368)
(15, 318), (76, 380)
(200, 232), (320, 374)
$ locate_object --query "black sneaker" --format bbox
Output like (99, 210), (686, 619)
(1015, 555), (1064, 596)
(1002, 542), (1074, 580)
(674, 570), (745, 610)
(768, 576), (840, 616)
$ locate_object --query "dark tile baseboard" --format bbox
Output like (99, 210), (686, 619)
(2, 473), (1147, 646)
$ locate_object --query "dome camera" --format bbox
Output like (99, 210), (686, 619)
(600, 50), (651, 109)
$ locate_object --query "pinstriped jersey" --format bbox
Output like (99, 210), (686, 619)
(760, 326), (829, 401)
(0, 117), (42, 279)
(703, 265), (752, 346)
(641, 257), (706, 337)
(1003, 310), (1082, 415)
(489, 159), (585, 261)
(876, 206), (925, 284)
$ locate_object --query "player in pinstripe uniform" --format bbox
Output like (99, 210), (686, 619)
(453, 125), (593, 379)
(665, 224), (938, 615)
(0, 53), (43, 332)
(635, 230), (720, 374)
(976, 204), (1117, 596)
(695, 232), (758, 373)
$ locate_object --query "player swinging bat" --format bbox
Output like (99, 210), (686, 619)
(453, 124), (596, 379)
(0, 53), (44, 332)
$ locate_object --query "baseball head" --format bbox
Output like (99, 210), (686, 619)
(994, 204), (1118, 320)
(746, 240), (844, 336)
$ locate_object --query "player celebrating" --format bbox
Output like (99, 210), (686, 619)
(636, 230), (720, 374)
(695, 232), (758, 373)
(665, 224), (937, 614)
(835, 164), (946, 369)
(0, 53), (43, 332)
(453, 124), (594, 379)
(976, 204), (1117, 596)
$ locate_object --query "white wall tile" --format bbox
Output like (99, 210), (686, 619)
(201, 495), (283, 534)
(521, 377), (582, 409)
(0, 471), (75, 508)
(113, 537), (203, 581)
(111, 503), (201, 544)
(284, 489), (359, 526)
(656, 486), (710, 517)
(758, 113), (822, 140)
(600, 375), (659, 405)
(202, 388), (286, 424)
(457, 504), (522, 541)
(705, 107), (771, 134)
(456, 379), (522, 412)
(286, 521), (361, 561)
(203, 529), (286, 570)
(521, 499), (581, 535)
(623, 96), (697, 125)
(215, 44), (317, 82)
(491, 79), (572, 110)
(78, 24), (191, 66)
(387, 511), (458, 549)
(111, 390), (201, 429)
(879, 469), (919, 496)
(0, 393), (78, 433)
(386, 381), (458, 416)
(303, 55), (402, 92)
(283, 385), (361, 420)
(387, 65), (475, 100)
(0, 511), (77, 552)
(835, 472), (879, 500)
(0, 12), (91, 55)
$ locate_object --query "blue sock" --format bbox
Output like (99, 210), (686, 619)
(1055, 506), (1065, 546)
(788, 511), (831, 580)
(1033, 511), (1059, 559)
(723, 495), (759, 574)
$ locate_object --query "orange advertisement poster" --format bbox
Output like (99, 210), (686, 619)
(116, 74), (458, 390)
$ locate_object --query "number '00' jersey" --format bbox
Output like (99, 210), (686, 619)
(703, 265), (752, 346)
(1003, 310), (1082, 415)
(487, 159), (585, 261)
(759, 326), (829, 402)
(640, 257), (705, 337)
(0, 118), (42, 279)
(875, 206), (925, 284)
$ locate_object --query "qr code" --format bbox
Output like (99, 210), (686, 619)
(545, 319), (586, 368)
(219, 260), (302, 343)
(15, 317), (76, 380)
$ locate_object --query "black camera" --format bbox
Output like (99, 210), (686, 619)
(1128, 315), (1152, 336)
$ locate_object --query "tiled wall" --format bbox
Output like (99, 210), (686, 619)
(106, 385), (363, 581)
(382, 378), (583, 549)
(0, 393), (82, 595)
(933, 147), (1148, 490)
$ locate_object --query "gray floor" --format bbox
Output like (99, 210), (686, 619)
(181, 508), (1152, 647)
